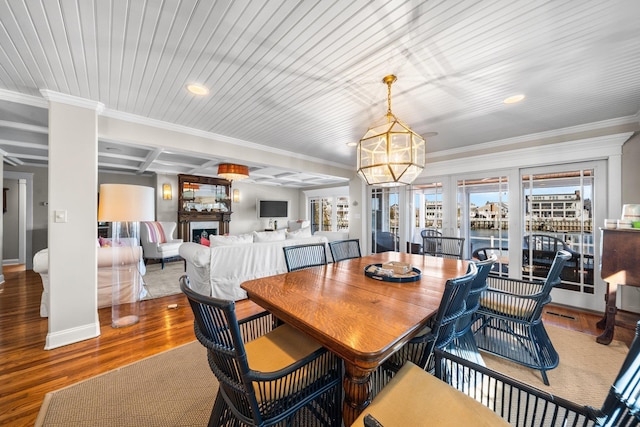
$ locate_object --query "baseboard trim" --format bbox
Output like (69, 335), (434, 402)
(45, 321), (101, 350)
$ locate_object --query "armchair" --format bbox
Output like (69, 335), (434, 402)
(356, 320), (640, 427)
(140, 221), (183, 268)
(180, 275), (342, 426)
(381, 263), (478, 379)
(472, 250), (571, 385)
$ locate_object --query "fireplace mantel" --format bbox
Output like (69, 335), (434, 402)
(177, 174), (232, 240)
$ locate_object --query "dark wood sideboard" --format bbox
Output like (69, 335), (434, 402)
(596, 228), (640, 344)
(177, 174), (232, 240)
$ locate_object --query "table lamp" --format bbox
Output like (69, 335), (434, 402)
(98, 184), (154, 327)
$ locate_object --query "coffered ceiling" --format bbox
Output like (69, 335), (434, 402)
(0, 0), (639, 187)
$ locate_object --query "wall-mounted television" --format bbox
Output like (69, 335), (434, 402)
(259, 200), (288, 218)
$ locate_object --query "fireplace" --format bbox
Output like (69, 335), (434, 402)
(192, 228), (218, 244)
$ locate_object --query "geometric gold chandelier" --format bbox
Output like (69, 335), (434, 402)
(357, 75), (426, 186)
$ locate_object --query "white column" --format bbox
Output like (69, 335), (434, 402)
(43, 91), (103, 349)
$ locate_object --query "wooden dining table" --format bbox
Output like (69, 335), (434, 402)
(241, 251), (469, 426)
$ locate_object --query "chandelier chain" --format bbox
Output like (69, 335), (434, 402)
(387, 79), (392, 116)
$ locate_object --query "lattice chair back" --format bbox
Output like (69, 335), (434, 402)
(329, 239), (361, 262)
(433, 321), (640, 425)
(283, 243), (327, 272)
(432, 262), (478, 351)
(180, 275), (342, 426)
(383, 263), (478, 375)
(481, 250), (571, 323)
(180, 276), (261, 423)
(421, 228), (442, 255)
(455, 255), (497, 337)
(446, 255), (496, 365)
(439, 237), (465, 260)
(599, 321), (640, 426)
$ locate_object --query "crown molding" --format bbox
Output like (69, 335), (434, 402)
(101, 108), (352, 171)
(429, 115), (640, 161)
(0, 89), (48, 108)
(39, 90), (104, 113)
(423, 132), (632, 178)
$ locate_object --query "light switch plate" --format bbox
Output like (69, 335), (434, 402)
(54, 210), (67, 223)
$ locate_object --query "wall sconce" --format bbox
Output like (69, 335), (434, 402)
(232, 188), (240, 203)
(162, 183), (172, 200)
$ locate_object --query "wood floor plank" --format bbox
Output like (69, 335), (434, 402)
(0, 265), (630, 426)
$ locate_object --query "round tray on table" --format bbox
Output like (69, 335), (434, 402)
(364, 263), (422, 283)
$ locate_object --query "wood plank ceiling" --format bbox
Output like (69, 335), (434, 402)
(0, 0), (639, 186)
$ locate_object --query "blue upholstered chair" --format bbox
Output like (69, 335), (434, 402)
(328, 239), (361, 262)
(180, 275), (342, 426)
(283, 243), (327, 272)
(472, 250), (572, 385)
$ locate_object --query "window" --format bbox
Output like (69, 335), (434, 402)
(305, 187), (349, 234)
(310, 197), (333, 233)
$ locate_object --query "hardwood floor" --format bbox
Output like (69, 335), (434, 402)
(0, 265), (633, 426)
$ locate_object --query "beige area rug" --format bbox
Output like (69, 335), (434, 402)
(140, 260), (186, 300)
(36, 327), (628, 426)
(35, 342), (214, 427)
(483, 324), (629, 408)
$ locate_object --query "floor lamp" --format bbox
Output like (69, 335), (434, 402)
(98, 184), (155, 328)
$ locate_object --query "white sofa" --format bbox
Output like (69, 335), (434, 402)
(313, 230), (350, 242)
(140, 221), (183, 268)
(33, 241), (145, 317)
(179, 229), (330, 300)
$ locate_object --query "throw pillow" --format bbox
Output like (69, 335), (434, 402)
(208, 233), (253, 247)
(286, 227), (312, 239)
(253, 230), (286, 243)
(287, 220), (310, 231)
(98, 236), (111, 247)
(200, 237), (210, 247)
(142, 221), (166, 244)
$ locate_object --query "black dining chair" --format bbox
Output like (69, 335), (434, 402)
(446, 254), (496, 365)
(356, 318), (640, 427)
(420, 228), (441, 255)
(180, 275), (342, 427)
(329, 238), (361, 262)
(283, 243), (327, 272)
(380, 262), (478, 382)
(423, 235), (465, 260)
(472, 250), (571, 385)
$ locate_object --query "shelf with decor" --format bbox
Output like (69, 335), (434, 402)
(177, 174), (232, 240)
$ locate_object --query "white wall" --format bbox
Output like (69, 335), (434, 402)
(229, 181), (301, 234)
(622, 132), (640, 204)
(154, 173), (179, 224)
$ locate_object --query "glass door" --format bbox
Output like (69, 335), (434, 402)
(371, 187), (400, 253)
(522, 165), (600, 309)
(521, 162), (604, 310)
(457, 176), (510, 272)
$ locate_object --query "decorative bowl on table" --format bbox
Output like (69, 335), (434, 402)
(364, 263), (421, 283)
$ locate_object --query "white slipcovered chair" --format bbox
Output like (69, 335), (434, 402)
(140, 221), (183, 268)
(33, 241), (145, 317)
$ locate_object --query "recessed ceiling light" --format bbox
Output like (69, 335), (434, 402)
(186, 83), (209, 96)
(503, 94), (525, 104)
